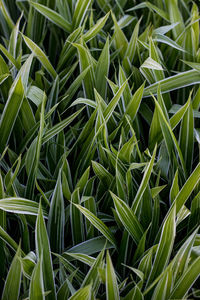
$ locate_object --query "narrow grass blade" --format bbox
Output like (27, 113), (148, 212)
(70, 189), (84, 245)
(29, 255), (44, 300)
(72, 0), (92, 29)
(47, 170), (65, 253)
(110, 192), (144, 244)
(30, 2), (71, 32)
(131, 145), (157, 213)
(0, 76), (24, 153)
(42, 107), (84, 144)
(170, 256), (200, 299)
(146, 204), (176, 285)
(36, 203), (56, 300)
(0, 198), (47, 217)
(144, 70), (200, 97)
(81, 249), (104, 293)
(95, 37), (110, 99)
(106, 251), (120, 300)
(2, 245), (22, 300)
(75, 204), (117, 247)
(67, 236), (114, 255)
(69, 285), (91, 300)
(179, 96), (194, 173)
(83, 12), (110, 42)
(22, 34), (57, 79)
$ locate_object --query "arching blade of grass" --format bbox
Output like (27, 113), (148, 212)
(179, 95), (194, 173)
(47, 170), (65, 253)
(22, 34), (57, 79)
(106, 251), (120, 300)
(29, 255), (44, 300)
(69, 285), (92, 300)
(153, 94), (186, 175)
(72, 0), (92, 29)
(30, 2), (71, 33)
(0, 0), (14, 31)
(83, 12), (110, 42)
(25, 92), (46, 199)
(0, 198), (48, 217)
(2, 245), (22, 300)
(0, 76), (24, 153)
(170, 256), (200, 299)
(95, 37), (110, 99)
(173, 163), (200, 214)
(75, 205), (117, 247)
(66, 236), (114, 255)
(42, 107), (84, 144)
(131, 145), (157, 214)
(81, 249), (104, 293)
(110, 192), (144, 244)
(144, 70), (200, 97)
(70, 189), (84, 245)
(36, 203), (56, 300)
(127, 2), (170, 21)
(146, 204), (176, 286)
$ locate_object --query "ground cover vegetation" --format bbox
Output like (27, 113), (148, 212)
(1, 0), (200, 299)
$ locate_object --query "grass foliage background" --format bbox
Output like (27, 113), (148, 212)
(0, 0), (200, 299)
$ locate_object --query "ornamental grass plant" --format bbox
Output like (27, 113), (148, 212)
(0, 0), (200, 299)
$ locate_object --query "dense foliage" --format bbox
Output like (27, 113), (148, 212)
(1, 0), (200, 299)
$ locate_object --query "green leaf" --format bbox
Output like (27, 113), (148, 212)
(29, 255), (45, 300)
(64, 252), (95, 266)
(72, 0), (92, 29)
(140, 57), (163, 70)
(146, 204), (176, 285)
(165, 0), (184, 39)
(124, 18), (140, 65)
(92, 161), (113, 187)
(131, 145), (157, 213)
(0, 76), (24, 152)
(73, 43), (95, 99)
(0, 0), (14, 30)
(106, 251), (120, 300)
(69, 285), (91, 300)
(0, 198), (48, 217)
(21, 251), (36, 279)
(123, 82), (144, 122)
(153, 92), (186, 175)
(22, 34), (57, 79)
(47, 170), (65, 253)
(25, 92), (46, 198)
(2, 245), (22, 300)
(42, 107), (84, 144)
(66, 236), (114, 255)
(30, 2), (71, 32)
(179, 95), (194, 173)
(128, 2), (169, 21)
(144, 70), (200, 97)
(151, 267), (172, 300)
(173, 163), (200, 214)
(95, 37), (110, 99)
(112, 11), (128, 59)
(81, 249), (104, 293)
(70, 189), (84, 245)
(75, 204), (117, 247)
(36, 203), (56, 300)
(170, 256), (200, 299)
(104, 80), (127, 122)
(83, 12), (110, 42)
(110, 192), (144, 244)
(154, 34), (185, 52)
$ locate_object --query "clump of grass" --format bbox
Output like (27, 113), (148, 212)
(0, 0), (200, 299)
